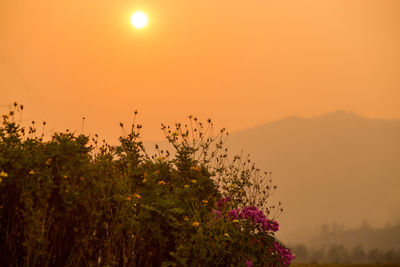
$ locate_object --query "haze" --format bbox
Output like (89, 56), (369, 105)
(1, 0), (399, 141)
(2, 0), (400, 258)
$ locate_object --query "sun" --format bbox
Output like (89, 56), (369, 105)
(131, 11), (148, 29)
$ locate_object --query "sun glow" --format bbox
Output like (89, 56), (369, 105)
(131, 11), (148, 29)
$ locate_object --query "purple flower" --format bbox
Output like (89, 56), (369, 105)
(217, 197), (231, 210)
(229, 206), (279, 232)
(272, 242), (295, 266)
(228, 208), (240, 219)
(245, 259), (253, 267)
(212, 209), (222, 218)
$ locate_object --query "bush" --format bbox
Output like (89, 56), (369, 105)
(0, 104), (294, 266)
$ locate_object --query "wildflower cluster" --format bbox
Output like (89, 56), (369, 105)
(272, 242), (296, 265)
(246, 259), (254, 267)
(212, 198), (293, 265)
(0, 106), (292, 266)
(217, 196), (232, 209)
(229, 206), (279, 232)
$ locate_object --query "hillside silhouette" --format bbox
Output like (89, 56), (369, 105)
(225, 111), (400, 245)
(144, 111), (400, 247)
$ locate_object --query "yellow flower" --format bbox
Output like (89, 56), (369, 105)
(142, 178), (147, 183)
(184, 184), (189, 188)
(126, 196), (132, 201)
(157, 180), (166, 185)
(224, 233), (230, 238)
(190, 165), (201, 171)
(45, 158), (52, 165)
(192, 221), (200, 227)
(80, 177), (84, 181)
(63, 175), (68, 179)
(190, 179), (197, 184)
(133, 193), (141, 199)
(29, 170), (35, 175)
(0, 171), (8, 178)
(232, 219), (239, 223)
(184, 216), (189, 221)
(202, 199), (208, 204)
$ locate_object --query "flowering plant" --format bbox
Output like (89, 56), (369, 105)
(0, 105), (293, 266)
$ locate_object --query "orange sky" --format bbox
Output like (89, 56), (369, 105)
(1, 0), (399, 141)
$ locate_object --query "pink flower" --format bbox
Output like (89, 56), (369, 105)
(228, 208), (240, 219)
(217, 197), (231, 210)
(212, 209), (222, 218)
(229, 206), (279, 232)
(272, 242), (295, 266)
(245, 259), (253, 267)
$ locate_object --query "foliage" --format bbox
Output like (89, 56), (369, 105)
(0, 103), (293, 266)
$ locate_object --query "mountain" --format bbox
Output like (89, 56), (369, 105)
(143, 111), (400, 245)
(225, 111), (400, 244)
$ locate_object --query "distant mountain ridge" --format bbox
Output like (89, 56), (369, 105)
(144, 111), (400, 245)
(225, 111), (400, 244)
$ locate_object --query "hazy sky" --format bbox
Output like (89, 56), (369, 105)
(1, 0), (399, 141)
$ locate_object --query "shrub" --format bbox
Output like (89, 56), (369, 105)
(0, 104), (294, 266)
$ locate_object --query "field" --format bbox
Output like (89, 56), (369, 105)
(292, 264), (400, 267)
